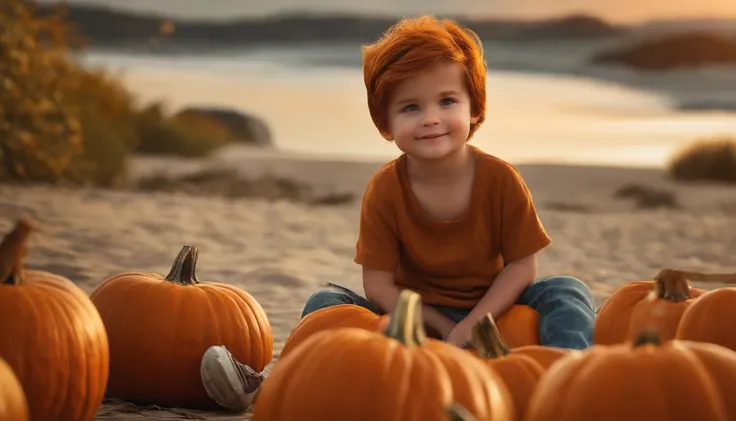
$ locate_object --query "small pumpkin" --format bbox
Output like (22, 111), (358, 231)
(0, 356), (29, 421)
(494, 305), (540, 348)
(526, 330), (736, 421)
(469, 315), (543, 420)
(677, 286), (736, 352)
(594, 269), (705, 345)
(89, 245), (273, 409)
(252, 290), (515, 421)
(279, 304), (384, 359)
(0, 219), (109, 421)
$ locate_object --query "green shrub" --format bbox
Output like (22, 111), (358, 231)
(135, 102), (233, 157)
(0, 1), (84, 183)
(0, 1), (232, 186)
(667, 136), (736, 183)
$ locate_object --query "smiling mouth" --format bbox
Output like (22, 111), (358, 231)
(418, 133), (448, 140)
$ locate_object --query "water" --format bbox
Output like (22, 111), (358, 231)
(80, 45), (736, 168)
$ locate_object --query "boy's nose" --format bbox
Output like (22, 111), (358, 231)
(422, 109), (441, 126)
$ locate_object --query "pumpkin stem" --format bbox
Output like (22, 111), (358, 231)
(0, 219), (34, 286)
(384, 289), (426, 348)
(164, 245), (200, 285)
(445, 404), (477, 421)
(633, 330), (661, 348)
(653, 269), (692, 302)
(655, 268), (736, 284)
(471, 314), (510, 359)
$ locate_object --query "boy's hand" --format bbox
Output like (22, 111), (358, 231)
(445, 320), (474, 348)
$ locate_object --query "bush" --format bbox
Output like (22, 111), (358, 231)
(0, 1), (232, 186)
(135, 103), (232, 157)
(667, 136), (736, 183)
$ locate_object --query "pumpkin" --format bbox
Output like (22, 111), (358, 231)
(469, 315), (543, 420)
(594, 269), (705, 345)
(279, 304), (384, 359)
(0, 219), (109, 421)
(280, 299), (538, 360)
(526, 330), (736, 421)
(677, 287), (736, 352)
(252, 289), (515, 421)
(89, 245), (273, 409)
(0, 356), (29, 421)
(494, 305), (540, 348)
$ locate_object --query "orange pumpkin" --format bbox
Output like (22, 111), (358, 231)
(0, 219), (109, 421)
(253, 290), (515, 421)
(526, 330), (736, 421)
(494, 305), (540, 348)
(594, 269), (704, 344)
(280, 298), (538, 360)
(89, 245), (273, 409)
(279, 304), (384, 359)
(677, 287), (736, 352)
(470, 315), (543, 420)
(0, 356), (29, 421)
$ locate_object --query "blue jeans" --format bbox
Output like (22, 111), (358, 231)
(300, 276), (596, 350)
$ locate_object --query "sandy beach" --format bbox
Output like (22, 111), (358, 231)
(3, 147), (735, 419)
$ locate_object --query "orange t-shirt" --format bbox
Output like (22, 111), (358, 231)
(354, 146), (552, 309)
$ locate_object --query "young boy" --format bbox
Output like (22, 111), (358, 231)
(300, 15), (596, 349)
(200, 16), (597, 408)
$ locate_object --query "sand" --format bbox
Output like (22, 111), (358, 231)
(2, 146), (735, 419)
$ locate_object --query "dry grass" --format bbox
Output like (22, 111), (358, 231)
(667, 136), (736, 184)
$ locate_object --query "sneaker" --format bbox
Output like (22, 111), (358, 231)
(200, 345), (265, 411)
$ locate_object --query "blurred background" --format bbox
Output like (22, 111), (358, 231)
(2, 0), (735, 189)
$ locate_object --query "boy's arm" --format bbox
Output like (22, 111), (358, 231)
(363, 268), (456, 339)
(462, 253), (537, 325)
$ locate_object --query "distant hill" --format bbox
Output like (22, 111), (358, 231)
(591, 31), (736, 70)
(30, 3), (628, 49)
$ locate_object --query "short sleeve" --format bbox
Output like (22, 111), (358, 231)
(499, 167), (552, 263)
(354, 178), (400, 272)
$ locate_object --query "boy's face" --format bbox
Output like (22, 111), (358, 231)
(383, 61), (479, 160)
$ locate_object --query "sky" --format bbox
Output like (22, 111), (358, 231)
(35, 0), (736, 24)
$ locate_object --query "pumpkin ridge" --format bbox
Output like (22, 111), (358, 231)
(209, 283), (272, 370)
(35, 285), (73, 420)
(0, 219), (33, 286)
(164, 245), (200, 285)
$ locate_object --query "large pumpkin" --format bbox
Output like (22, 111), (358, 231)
(89, 245), (273, 409)
(594, 269), (705, 345)
(279, 304), (384, 359)
(0, 219), (109, 421)
(677, 286), (736, 352)
(469, 315), (543, 420)
(0, 356), (29, 421)
(252, 290), (515, 421)
(526, 330), (736, 421)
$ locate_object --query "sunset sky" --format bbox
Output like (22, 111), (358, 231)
(36, 0), (736, 23)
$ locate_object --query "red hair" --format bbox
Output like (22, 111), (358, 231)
(362, 15), (487, 139)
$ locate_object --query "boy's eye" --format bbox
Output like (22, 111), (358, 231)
(440, 97), (456, 106)
(403, 104), (418, 112)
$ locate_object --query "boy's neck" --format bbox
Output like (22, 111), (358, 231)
(406, 144), (474, 183)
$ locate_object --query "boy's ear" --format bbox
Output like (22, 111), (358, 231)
(381, 131), (394, 141)
(470, 114), (480, 124)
